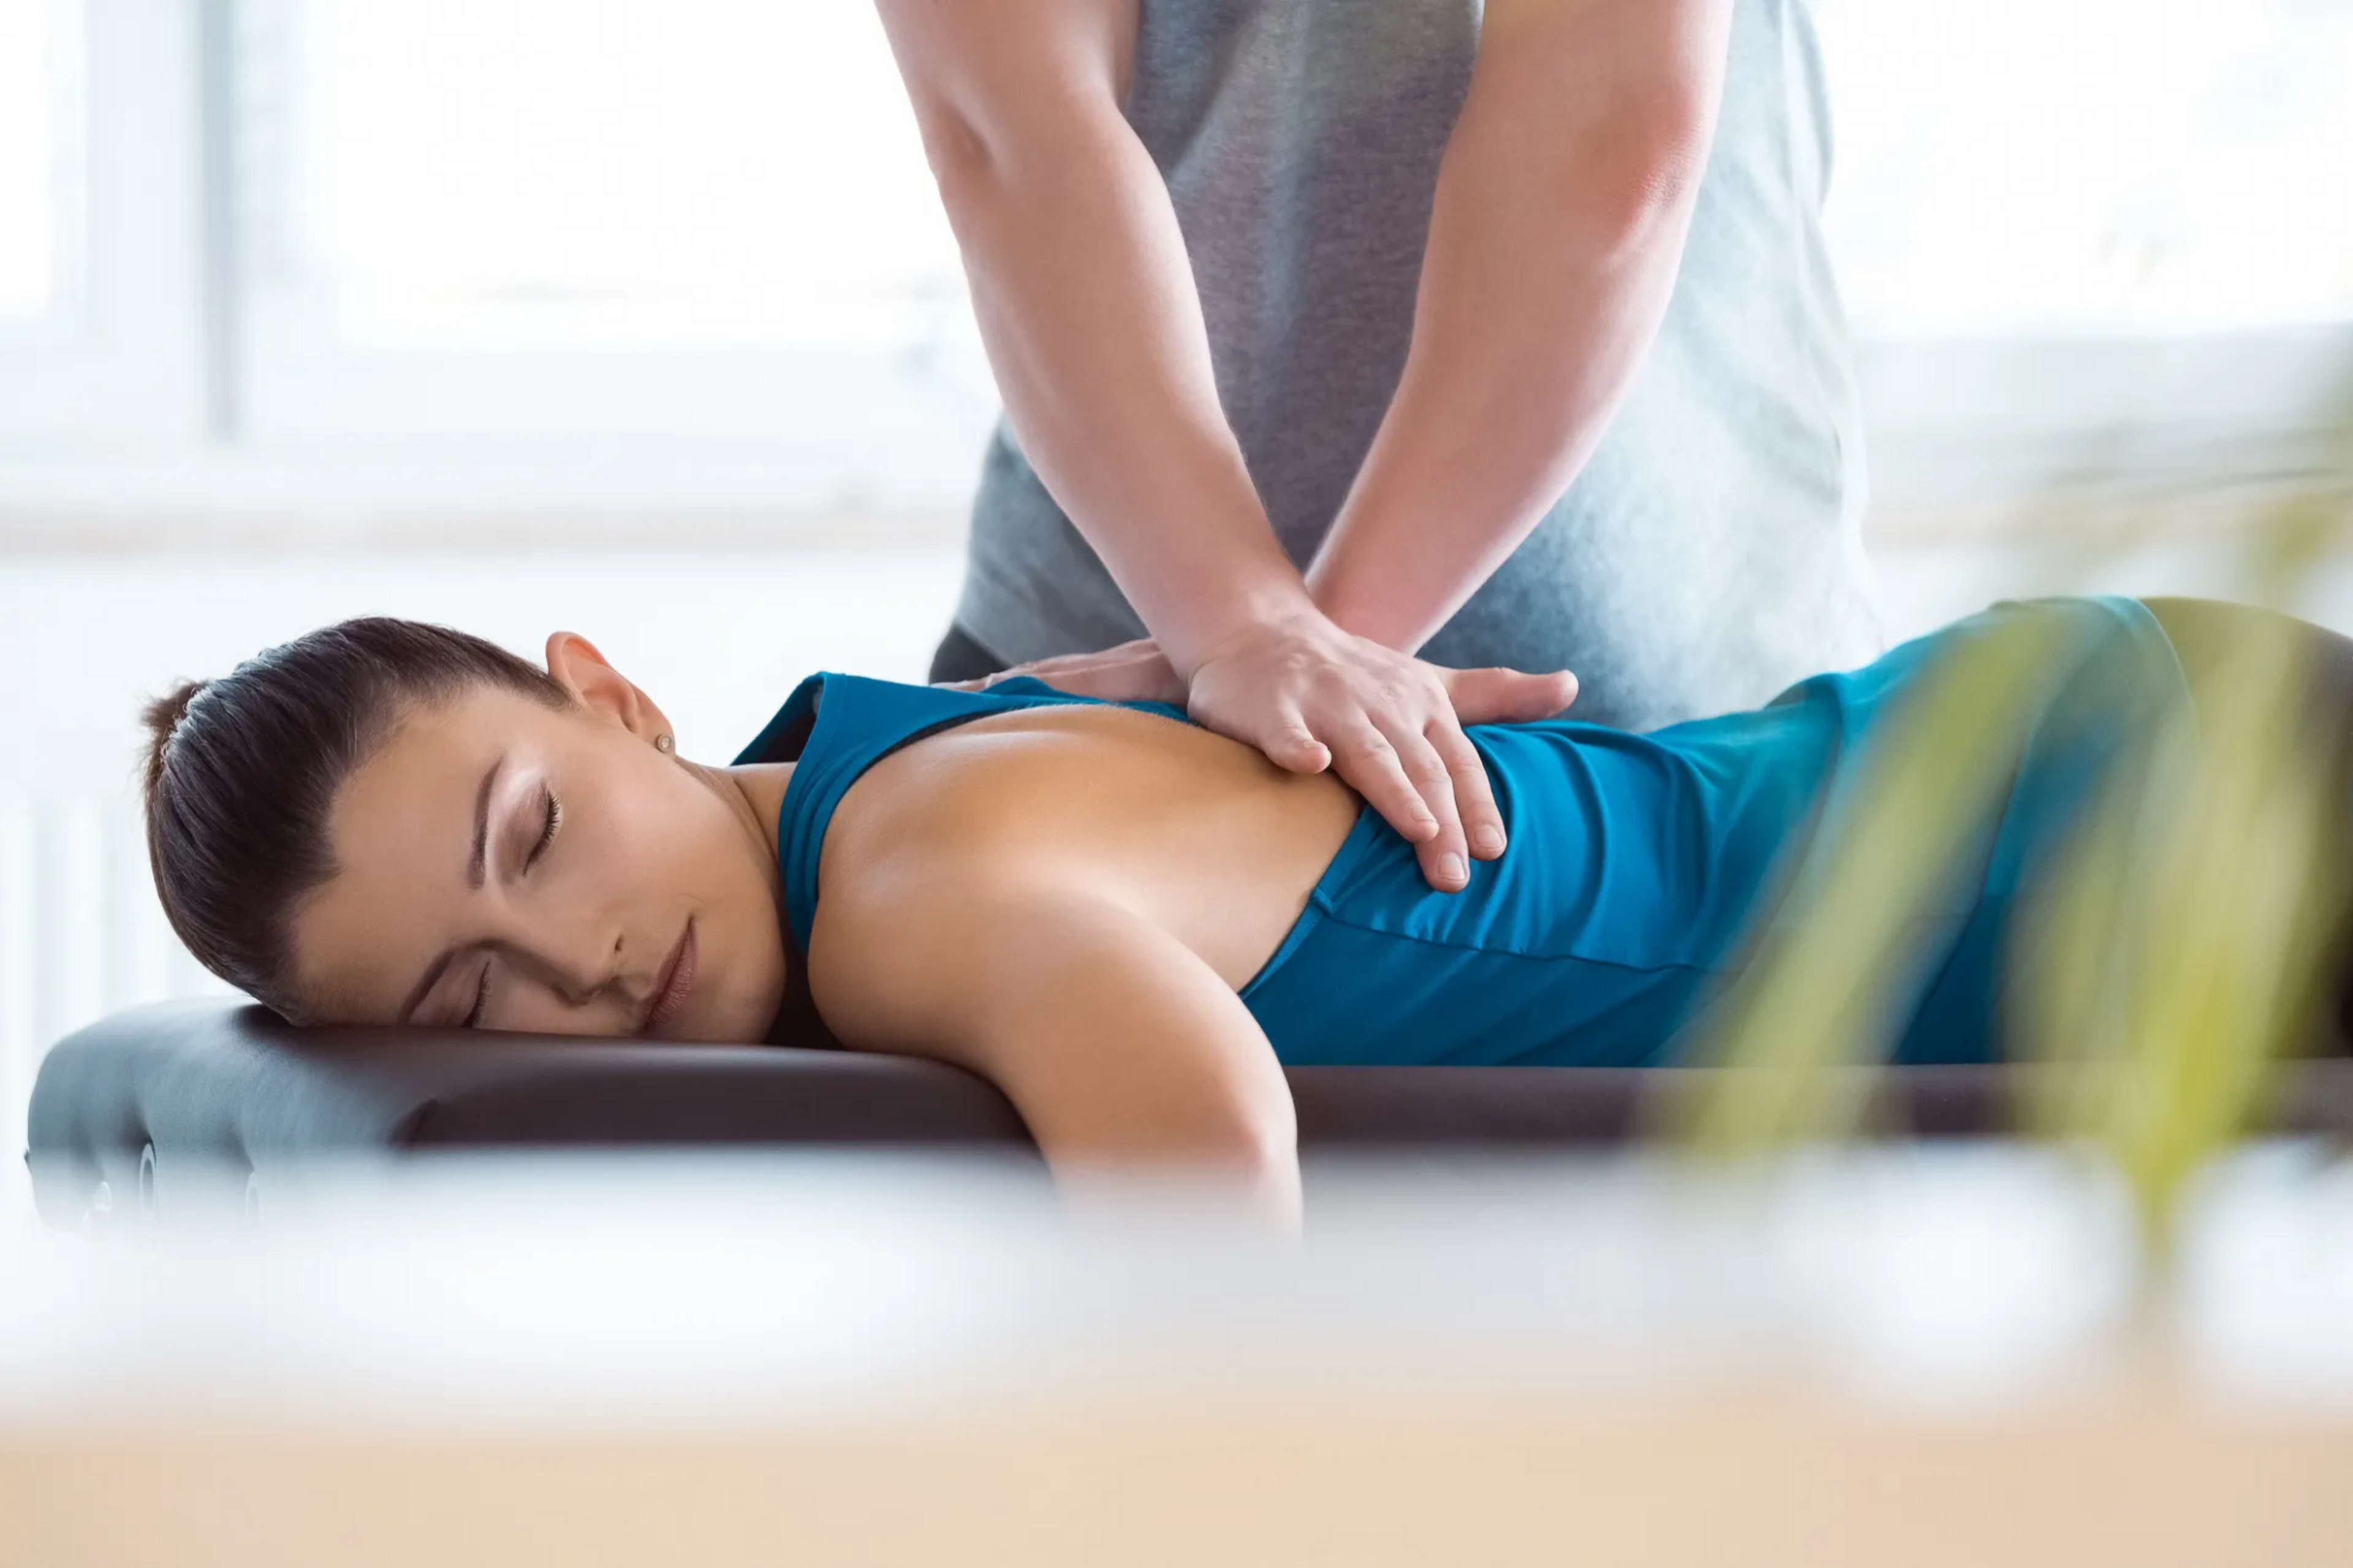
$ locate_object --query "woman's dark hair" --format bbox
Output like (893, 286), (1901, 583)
(142, 617), (569, 1019)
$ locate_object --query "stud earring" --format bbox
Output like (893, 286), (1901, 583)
(654, 733), (674, 754)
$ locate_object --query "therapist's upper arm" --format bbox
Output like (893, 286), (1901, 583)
(815, 866), (1301, 1221)
(1469, 0), (1732, 178)
(873, 0), (1139, 168)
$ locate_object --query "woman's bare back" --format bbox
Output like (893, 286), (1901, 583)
(810, 701), (1363, 999)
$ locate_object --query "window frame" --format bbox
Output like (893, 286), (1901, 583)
(0, 0), (207, 443)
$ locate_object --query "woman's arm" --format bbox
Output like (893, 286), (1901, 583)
(814, 866), (1302, 1231)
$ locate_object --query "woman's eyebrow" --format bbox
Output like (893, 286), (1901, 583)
(398, 751), (507, 1023)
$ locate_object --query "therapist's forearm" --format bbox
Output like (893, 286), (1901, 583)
(917, 95), (1311, 673)
(1306, 0), (1732, 655)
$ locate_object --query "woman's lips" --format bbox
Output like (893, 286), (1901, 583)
(639, 918), (697, 1037)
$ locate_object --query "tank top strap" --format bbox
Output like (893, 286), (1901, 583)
(732, 672), (1186, 956)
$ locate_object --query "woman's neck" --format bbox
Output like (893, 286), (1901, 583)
(713, 760), (797, 893)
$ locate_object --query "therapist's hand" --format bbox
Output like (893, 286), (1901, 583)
(938, 637), (1187, 705)
(1186, 614), (1577, 890)
(942, 621), (1578, 890)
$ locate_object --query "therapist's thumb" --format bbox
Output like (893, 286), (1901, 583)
(1444, 667), (1580, 725)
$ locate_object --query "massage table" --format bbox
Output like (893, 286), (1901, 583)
(27, 997), (2353, 1230)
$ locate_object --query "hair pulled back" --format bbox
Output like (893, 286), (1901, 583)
(141, 617), (567, 1018)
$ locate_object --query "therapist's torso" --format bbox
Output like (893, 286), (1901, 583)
(955, 0), (1884, 733)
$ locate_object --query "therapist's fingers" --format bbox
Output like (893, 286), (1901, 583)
(1375, 711), (1476, 890)
(1428, 719), (1505, 860)
(1181, 620), (1498, 889)
(1250, 713), (1333, 774)
(1003, 638), (1160, 684)
(1325, 716), (1442, 848)
(934, 639), (1184, 704)
(1252, 712), (1333, 774)
(1002, 655), (1181, 703)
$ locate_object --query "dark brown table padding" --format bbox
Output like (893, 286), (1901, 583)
(28, 998), (2353, 1231)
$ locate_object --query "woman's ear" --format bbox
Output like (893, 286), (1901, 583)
(544, 632), (677, 747)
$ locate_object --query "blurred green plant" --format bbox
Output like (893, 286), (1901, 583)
(1674, 606), (2075, 1155)
(2020, 597), (2341, 1263)
(1675, 386), (2353, 1271)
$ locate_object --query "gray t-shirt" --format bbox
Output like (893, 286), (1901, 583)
(953, 0), (1884, 732)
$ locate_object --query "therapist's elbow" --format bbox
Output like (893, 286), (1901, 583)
(904, 90), (1110, 238)
(908, 94), (1000, 207)
(1553, 88), (1718, 256)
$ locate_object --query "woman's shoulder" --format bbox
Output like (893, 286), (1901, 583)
(800, 783), (1110, 1061)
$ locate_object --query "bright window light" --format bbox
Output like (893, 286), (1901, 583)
(0, 0), (63, 323)
(297, 0), (969, 350)
(288, 0), (2353, 352)
(1815, 0), (2353, 337)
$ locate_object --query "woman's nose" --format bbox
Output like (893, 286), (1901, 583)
(556, 933), (628, 1010)
(502, 915), (624, 1013)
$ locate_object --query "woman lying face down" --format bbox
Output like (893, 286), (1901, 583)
(142, 597), (2353, 1230)
(144, 617), (1403, 1224)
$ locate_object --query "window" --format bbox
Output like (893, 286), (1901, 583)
(1, 1), (2347, 521)
(0, 0), (69, 330)
(1815, 0), (2353, 337)
(0, 0), (203, 444)
(292, 1), (964, 352)
(225, 0), (995, 513)
(1810, 0), (2353, 515)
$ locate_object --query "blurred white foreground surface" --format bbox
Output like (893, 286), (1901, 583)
(3, 1148), (2351, 1566)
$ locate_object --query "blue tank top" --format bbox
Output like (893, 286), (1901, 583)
(734, 597), (2190, 1069)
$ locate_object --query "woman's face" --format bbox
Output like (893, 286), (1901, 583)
(288, 634), (791, 1043)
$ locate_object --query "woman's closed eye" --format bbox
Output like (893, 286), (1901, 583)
(527, 787), (562, 869)
(461, 789), (564, 1029)
(463, 961), (492, 1029)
